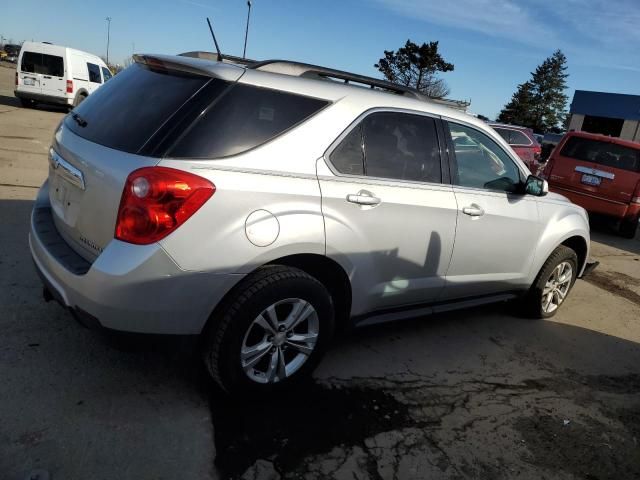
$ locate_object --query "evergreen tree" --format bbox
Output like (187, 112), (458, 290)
(497, 50), (569, 131)
(497, 81), (535, 126)
(375, 40), (454, 99)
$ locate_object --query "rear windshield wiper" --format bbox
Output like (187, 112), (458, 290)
(71, 112), (88, 128)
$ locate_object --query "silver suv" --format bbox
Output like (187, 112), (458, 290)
(30, 54), (592, 394)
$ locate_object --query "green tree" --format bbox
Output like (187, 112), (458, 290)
(497, 81), (535, 126)
(498, 49), (569, 131)
(375, 40), (454, 99)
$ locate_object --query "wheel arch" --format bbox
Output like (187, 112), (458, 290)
(560, 235), (588, 274)
(203, 253), (352, 335)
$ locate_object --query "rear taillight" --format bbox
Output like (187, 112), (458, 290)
(15, 72), (18, 86)
(632, 180), (640, 204)
(66, 80), (73, 93)
(115, 167), (215, 245)
(533, 145), (542, 160)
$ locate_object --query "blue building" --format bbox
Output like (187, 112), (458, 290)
(569, 90), (640, 142)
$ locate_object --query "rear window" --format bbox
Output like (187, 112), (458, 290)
(560, 136), (640, 173)
(21, 52), (64, 77)
(168, 85), (328, 158)
(64, 63), (211, 154)
(509, 130), (532, 145)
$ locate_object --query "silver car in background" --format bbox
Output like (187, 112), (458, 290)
(30, 54), (592, 394)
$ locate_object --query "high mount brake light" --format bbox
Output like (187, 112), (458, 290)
(115, 167), (215, 245)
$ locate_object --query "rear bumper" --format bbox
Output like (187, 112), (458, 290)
(550, 185), (639, 222)
(15, 89), (72, 106)
(30, 180), (244, 334)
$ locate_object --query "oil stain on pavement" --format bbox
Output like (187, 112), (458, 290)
(209, 381), (419, 478)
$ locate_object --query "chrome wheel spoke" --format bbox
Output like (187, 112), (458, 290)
(556, 287), (566, 300)
(284, 300), (315, 330)
(254, 314), (276, 335)
(264, 305), (280, 330)
(285, 340), (314, 355)
(241, 341), (272, 369)
(543, 292), (554, 311)
(543, 282), (554, 295)
(265, 349), (280, 382)
(289, 332), (318, 343)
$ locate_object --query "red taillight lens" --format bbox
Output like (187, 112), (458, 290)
(115, 167), (215, 244)
(533, 145), (542, 161)
(66, 80), (73, 93)
(632, 180), (640, 204)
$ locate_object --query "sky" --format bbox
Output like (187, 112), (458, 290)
(2, 0), (639, 119)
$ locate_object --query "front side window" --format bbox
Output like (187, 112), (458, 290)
(362, 112), (441, 183)
(448, 122), (521, 192)
(87, 63), (102, 83)
(101, 66), (112, 82)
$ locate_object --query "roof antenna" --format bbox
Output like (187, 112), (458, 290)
(206, 17), (223, 62)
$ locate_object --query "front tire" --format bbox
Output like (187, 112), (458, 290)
(523, 245), (578, 319)
(202, 265), (334, 395)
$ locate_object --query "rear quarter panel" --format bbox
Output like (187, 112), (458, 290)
(156, 161), (326, 274)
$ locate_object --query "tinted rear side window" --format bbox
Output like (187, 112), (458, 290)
(330, 125), (364, 175)
(64, 63), (210, 154)
(169, 85), (328, 158)
(560, 136), (640, 173)
(21, 52), (64, 77)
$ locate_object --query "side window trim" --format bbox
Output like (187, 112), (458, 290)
(324, 107), (449, 186)
(445, 119), (527, 194)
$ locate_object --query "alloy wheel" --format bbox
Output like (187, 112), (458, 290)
(240, 298), (319, 384)
(541, 261), (573, 314)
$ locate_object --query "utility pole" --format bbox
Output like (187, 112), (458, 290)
(243, 1), (252, 59)
(105, 17), (112, 65)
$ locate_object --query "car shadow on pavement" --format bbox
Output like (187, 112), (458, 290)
(588, 216), (640, 255)
(0, 94), (68, 113)
(209, 301), (640, 479)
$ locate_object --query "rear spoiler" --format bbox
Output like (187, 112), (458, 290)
(133, 54), (244, 82)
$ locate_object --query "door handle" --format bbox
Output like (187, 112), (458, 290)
(346, 192), (381, 206)
(43, 75), (52, 79)
(462, 204), (485, 217)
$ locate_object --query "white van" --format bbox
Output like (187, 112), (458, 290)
(15, 42), (112, 109)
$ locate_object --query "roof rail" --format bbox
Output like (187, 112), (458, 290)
(179, 51), (257, 66)
(249, 59), (427, 101)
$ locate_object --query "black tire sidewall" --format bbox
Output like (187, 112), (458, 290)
(212, 272), (334, 394)
(529, 247), (578, 319)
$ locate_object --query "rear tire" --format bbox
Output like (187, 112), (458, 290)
(202, 265), (334, 396)
(523, 245), (578, 319)
(19, 98), (34, 108)
(619, 216), (638, 239)
(73, 93), (87, 108)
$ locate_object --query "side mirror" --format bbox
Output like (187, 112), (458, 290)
(525, 175), (548, 196)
